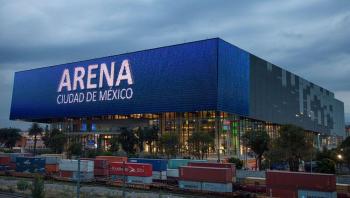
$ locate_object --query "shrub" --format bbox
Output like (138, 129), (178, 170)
(17, 179), (30, 191)
(32, 176), (45, 198)
(228, 157), (243, 169)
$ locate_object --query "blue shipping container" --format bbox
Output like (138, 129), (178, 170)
(128, 158), (167, 171)
(15, 157), (45, 173)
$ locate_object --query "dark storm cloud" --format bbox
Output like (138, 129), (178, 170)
(1, 0), (350, 129)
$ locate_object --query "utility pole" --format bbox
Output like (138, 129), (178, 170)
(122, 161), (126, 198)
(77, 156), (80, 198)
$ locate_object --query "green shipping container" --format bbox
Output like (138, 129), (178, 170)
(168, 159), (207, 169)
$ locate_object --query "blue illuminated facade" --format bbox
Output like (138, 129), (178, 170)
(10, 38), (345, 153)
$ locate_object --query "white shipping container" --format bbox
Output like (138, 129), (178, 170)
(179, 180), (201, 190)
(152, 171), (167, 180)
(72, 171), (94, 181)
(202, 182), (232, 193)
(166, 169), (179, 178)
(298, 189), (337, 198)
(127, 176), (152, 184)
(59, 159), (94, 172)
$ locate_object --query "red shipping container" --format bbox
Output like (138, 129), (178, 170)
(109, 162), (152, 177)
(94, 168), (109, 176)
(266, 170), (336, 192)
(60, 171), (73, 178)
(266, 187), (297, 198)
(0, 156), (10, 165)
(45, 164), (59, 173)
(96, 156), (127, 163)
(94, 159), (109, 169)
(188, 162), (236, 176)
(8, 162), (16, 170)
(179, 166), (231, 183)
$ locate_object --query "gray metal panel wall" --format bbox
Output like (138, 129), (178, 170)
(249, 55), (345, 136)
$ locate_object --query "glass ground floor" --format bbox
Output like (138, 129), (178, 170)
(50, 111), (334, 158)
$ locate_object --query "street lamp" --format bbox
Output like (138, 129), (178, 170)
(337, 154), (343, 160)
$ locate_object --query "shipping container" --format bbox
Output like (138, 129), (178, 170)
(266, 171), (336, 192)
(109, 162), (152, 177)
(188, 162), (236, 176)
(94, 168), (109, 176)
(8, 162), (16, 170)
(42, 156), (61, 165)
(179, 166), (231, 183)
(129, 158), (167, 171)
(179, 180), (202, 190)
(45, 164), (59, 173)
(110, 174), (125, 181)
(59, 171), (94, 181)
(201, 182), (232, 193)
(96, 156), (127, 163)
(0, 165), (9, 171)
(8, 153), (32, 162)
(16, 157), (45, 173)
(0, 156), (10, 165)
(167, 159), (207, 169)
(267, 188), (297, 198)
(127, 176), (152, 184)
(59, 159), (94, 172)
(93, 159), (109, 169)
(152, 171), (167, 180)
(72, 171), (94, 181)
(167, 169), (179, 178)
(60, 170), (73, 178)
(298, 189), (337, 198)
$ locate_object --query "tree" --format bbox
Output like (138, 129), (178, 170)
(68, 142), (82, 156)
(31, 176), (44, 198)
(118, 127), (138, 155)
(316, 158), (336, 174)
(142, 126), (159, 154)
(29, 123), (43, 156)
(109, 135), (120, 153)
(0, 128), (22, 148)
(160, 132), (180, 158)
(241, 129), (270, 170)
(42, 128), (67, 153)
(228, 157), (243, 169)
(273, 124), (313, 171)
(188, 131), (214, 159)
(339, 136), (350, 169)
(136, 127), (145, 152)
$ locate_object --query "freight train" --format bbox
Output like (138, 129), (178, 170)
(0, 154), (347, 198)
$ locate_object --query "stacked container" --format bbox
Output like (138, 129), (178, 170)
(59, 159), (94, 181)
(41, 155), (62, 174)
(0, 155), (11, 171)
(129, 158), (167, 180)
(15, 157), (45, 174)
(167, 159), (207, 178)
(179, 166), (233, 192)
(109, 162), (152, 184)
(188, 162), (236, 182)
(93, 159), (109, 177)
(5, 153), (32, 170)
(266, 170), (337, 198)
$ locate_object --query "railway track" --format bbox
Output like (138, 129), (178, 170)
(0, 192), (25, 198)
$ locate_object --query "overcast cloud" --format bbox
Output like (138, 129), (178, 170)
(0, 0), (350, 130)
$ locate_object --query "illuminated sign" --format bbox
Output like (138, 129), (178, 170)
(56, 59), (134, 104)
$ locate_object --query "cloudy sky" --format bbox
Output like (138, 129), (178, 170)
(0, 0), (349, 130)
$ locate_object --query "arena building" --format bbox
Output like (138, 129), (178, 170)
(10, 38), (345, 156)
